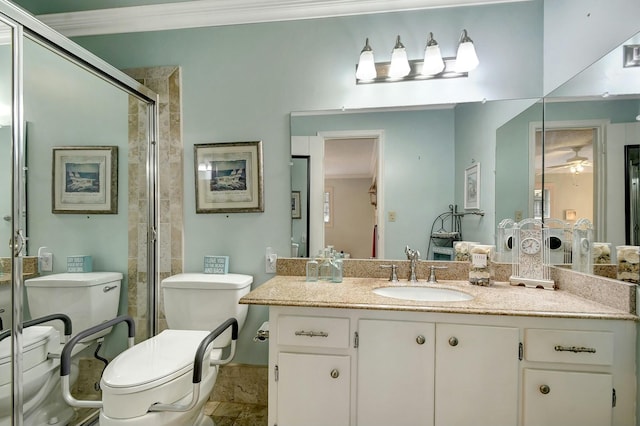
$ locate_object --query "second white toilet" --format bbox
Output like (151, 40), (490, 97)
(94, 272), (253, 425)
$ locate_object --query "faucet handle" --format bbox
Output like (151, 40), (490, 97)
(380, 264), (399, 282)
(427, 265), (448, 283)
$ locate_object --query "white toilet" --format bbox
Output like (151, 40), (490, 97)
(0, 272), (122, 426)
(96, 272), (252, 426)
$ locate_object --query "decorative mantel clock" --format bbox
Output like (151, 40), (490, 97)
(509, 218), (556, 290)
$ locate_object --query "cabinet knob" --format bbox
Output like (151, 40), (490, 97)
(448, 336), (459, 347)
(416, 335), (426, 345)
(539, 384), (550, 395)
(330, 369), (340, 379)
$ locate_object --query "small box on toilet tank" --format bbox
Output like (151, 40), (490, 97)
(67, 255), (93, 273)
(204, 255), (229, 274)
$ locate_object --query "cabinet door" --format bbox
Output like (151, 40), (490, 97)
(277, 352), (350, 426)
(435, 323), (519, 426)
(357, 319), (435, 426)
(523, 369), (613, 426)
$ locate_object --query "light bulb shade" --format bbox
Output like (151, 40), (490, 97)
(356, 50), (376, 80)
(455, 30), (479, 72)
(422, 44), (445, 75)
(388, 36), (410, 79)
(356, 38), (377, 81)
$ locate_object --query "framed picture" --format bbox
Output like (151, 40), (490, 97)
(464, 162), (480, 210)
(52, 146), (118, 214)
(291, 191), (301, 219)
(194, 141), (264, 213)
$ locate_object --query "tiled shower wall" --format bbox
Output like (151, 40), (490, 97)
(124, 66), (183, 340)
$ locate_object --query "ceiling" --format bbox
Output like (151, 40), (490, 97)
(22, 0), (527, 37)
(325, 138), (377, 179)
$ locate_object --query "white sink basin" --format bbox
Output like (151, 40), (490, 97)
(373, 286), (474, 302)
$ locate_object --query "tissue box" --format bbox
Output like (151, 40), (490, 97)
(204, 256), (229, 274)
(67, 255), (93, 273)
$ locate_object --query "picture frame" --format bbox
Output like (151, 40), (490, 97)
(52, 146), (118, 214)
(194, 141), (264, 213)
(464, 162), (480, 210)
(291, 191), (301, 219)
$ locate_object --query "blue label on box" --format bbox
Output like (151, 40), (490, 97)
(204, 256), (229, 274)
(67, 255), (93, 273)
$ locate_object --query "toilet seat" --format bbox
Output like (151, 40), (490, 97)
(101, 329), (222, 419)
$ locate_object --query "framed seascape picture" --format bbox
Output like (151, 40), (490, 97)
(291, 191), (301, 219)
(52, 146), (118, 214)
(194, 141), (264, 213)
(464, 162), (480, 210)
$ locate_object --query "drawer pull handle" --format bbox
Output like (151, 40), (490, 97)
(539, 385), (550, 395)
(295, 330), (329, 338)
(449, 337), (459, 347)
(330, 369), (339, 379)
(554, 345), (596, 354)
(416, 335), (426, 345)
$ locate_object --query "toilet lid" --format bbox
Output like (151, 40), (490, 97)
(102, 330), (221, 393)
(161, 273), (252, 290)
(25, 272), (123, 287)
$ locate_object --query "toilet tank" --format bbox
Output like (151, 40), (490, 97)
(161, 273), (252, 347)
(25, 272), (122, 340)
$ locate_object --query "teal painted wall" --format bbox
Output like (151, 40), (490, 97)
(69, 2), (543, 364)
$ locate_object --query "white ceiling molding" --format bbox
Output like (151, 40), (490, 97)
(35, 0), (526, 37)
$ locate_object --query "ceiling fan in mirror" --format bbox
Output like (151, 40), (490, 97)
(545, 145), (593, 174)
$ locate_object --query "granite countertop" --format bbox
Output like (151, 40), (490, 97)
(240, 276), (638, 321)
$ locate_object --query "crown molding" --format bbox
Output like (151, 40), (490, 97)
(35, 0), (524, 37)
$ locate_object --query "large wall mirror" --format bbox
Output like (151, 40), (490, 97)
(291, 29), (640, 285)
(542, 31), (640, 256)
(292, 98), (543, 260)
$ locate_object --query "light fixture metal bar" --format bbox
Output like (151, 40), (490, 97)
(356, 57), (467, 84)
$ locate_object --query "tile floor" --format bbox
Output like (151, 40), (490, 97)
(205, 400), (268, 425)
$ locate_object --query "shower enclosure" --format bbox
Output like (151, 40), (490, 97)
(0, 1), (159, 424)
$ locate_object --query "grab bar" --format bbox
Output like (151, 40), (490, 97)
(60, 315), (136, 409)
(0, 313), (72, 342)
(25, 313), (73, 342)
(149, 317), (238, 413)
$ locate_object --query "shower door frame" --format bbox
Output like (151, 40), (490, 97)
(0, 1), (160, 424)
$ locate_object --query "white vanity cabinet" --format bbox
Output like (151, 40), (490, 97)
(434, 323), (520, 426)
(521, 328), (618, 426)
(270, 313), (352, 426)
(356, 319), (436, 426)
(267, 306), (636, 426)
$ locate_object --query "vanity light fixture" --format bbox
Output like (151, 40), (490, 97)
(623, 44), (640, 67)
(356, 38), (377, 81)
(422, 32), (445, 76)
(388, 35), (411, 79)
(455, 29), (479, 73)
(355, 29), (477, 84)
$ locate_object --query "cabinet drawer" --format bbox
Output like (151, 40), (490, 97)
(278, 315), (350, 349)
(524, 329), (613, 365)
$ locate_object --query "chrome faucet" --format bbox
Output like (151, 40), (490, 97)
(404, 245), (420, 282)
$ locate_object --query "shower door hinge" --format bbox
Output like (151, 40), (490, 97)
(274, 364), (279, 382)
(354, 331), (359, 348)
(518, 342), (523, 361)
